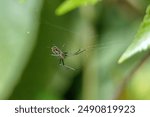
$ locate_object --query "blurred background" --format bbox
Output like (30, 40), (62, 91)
(0, 0), (150, 100)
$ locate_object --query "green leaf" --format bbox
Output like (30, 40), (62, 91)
(118, 5), (150, 63)
(0, 0), (43, 99)
(55, 0), (101, 15)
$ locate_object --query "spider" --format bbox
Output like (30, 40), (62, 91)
(51, 46), (85, 70)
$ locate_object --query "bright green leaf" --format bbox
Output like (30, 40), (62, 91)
(55, 0), (101, 15)
(0, 0), (43, 99)
(118, 5), (150, 63)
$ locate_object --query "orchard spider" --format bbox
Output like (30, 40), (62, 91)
(51, 46), (85, 70)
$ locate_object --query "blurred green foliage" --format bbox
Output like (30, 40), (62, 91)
(55, 0), (101, 15)
(0, 0), (150, 100)
(119, 5), (150, 63)
(0, 0), (42, 99)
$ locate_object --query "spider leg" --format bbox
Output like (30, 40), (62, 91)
(64, 64), (76, 71)
(74, 49), (81, 54)
(59, 59), (61, 65)
(59, 59), (76, 71)
(66, 49), (86, 57)
(74, 49), (86, 55)
(61, 59), (65, 65)
(59, 59), (64, 65)
(63, 52), (68, 57)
